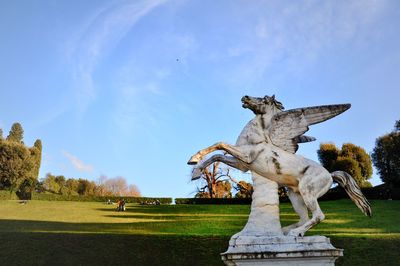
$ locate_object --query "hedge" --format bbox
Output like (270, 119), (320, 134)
(175, 197), (252, 204)
(361, 185), (400, 200)
(318, 184), (400, 201)
(4, 184), (399, 204)
(31, 193), (172, 204)
(0, 190), (18, 200)
(175, 185), (400, 204)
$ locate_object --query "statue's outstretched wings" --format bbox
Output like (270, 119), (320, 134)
(268, 104), (351, 153)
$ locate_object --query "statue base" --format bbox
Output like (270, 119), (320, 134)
(221, 235), (343, 265)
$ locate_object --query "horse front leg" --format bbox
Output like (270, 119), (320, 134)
(188, 142), (262, 165)
(191, 154), (249, 180)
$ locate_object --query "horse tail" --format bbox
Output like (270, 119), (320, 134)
(331, 171), (372, 217)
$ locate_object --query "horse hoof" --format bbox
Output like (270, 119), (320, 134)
(187, 154), (201, 165)
(191, 167), (202, 180)
(287, 230), (304, 237)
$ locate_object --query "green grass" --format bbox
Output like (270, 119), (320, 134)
(0, 200), (399, 265)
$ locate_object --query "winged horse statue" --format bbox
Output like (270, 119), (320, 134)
(188, 95), (371, 237)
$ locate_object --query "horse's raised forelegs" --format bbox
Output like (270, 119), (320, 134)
(188, 142), (262, 165)
(191, 154), (249, 180)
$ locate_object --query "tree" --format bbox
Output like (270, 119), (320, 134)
(77, 179), (96, 196)
(341, 143), (373, 179)
(37, 175), (141, 197)
(318, 143), (373, 188)
(55, 175), (66, 194)
(104, 176), (128, 196)
(214, 180), (232, 198)
(65, 178), (79, 196)
(194, 162), (233, 198)
(95, 175), (108, 196)
(127, 184), (141, 197)
(372, 120), (400, 187)
(96, 176), (141, 197)
(317, 143), (339, 172)
(41, 174), (67, 194)
(395, 119), (400, 132)
(0, 141), (35, 194)
(0, 128), (3, 140)
(234, 180), (253, 198)
(18, 178), (37, 199)
(0, 123), (42, 197)
(42, 173), (60, 194)
(31, 139), (42, 178)
(35, 180), (46, 193)
(6, 122), (24, 143)
(19, 139), (43, 197)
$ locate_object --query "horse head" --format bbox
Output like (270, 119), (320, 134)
(241, 95), (284, 115)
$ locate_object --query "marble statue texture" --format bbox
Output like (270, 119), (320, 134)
(188, 95), (372, 238)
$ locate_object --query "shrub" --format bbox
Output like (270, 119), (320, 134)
(175, 197), (251, 204)
(0, 190), (18, 200)
(31, 193), (172, 204)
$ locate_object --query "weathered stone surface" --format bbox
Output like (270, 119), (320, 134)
(221, 235), (342, 266)
(233, 174), (282, 237)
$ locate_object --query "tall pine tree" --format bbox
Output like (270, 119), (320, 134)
(32, 139), (42, 178)
(6, 123), (24, 143)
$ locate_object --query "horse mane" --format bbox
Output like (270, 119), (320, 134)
(266, 95), (284, 111)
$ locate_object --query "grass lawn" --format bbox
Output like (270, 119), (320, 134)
(0, 199), (399, 265)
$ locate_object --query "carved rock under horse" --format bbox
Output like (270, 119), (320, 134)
(188, 95), (371, 238)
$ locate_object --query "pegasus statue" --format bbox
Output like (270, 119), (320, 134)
(188, 95), (371, 237)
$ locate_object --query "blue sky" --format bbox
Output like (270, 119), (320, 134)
(0, 0), (399, 198)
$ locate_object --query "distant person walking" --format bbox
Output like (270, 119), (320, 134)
(116, 199), (126, 212)
(122, 199), (126, 211)
(116, 199), (122, 211)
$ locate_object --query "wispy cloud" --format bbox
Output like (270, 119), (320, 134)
(65, 0), (168, 115)
(215, 0), (388, 87)
(62, 0), (387, 134)
(110, 31), (197, 136)
(62, 151), (94, 173)
(113, 73), (165, 136)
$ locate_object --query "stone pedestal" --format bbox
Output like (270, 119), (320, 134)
(221, 235), (343, 265)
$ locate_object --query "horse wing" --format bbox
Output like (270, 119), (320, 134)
(269, 104), (351, 153)
(295, 135), (316, 143)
